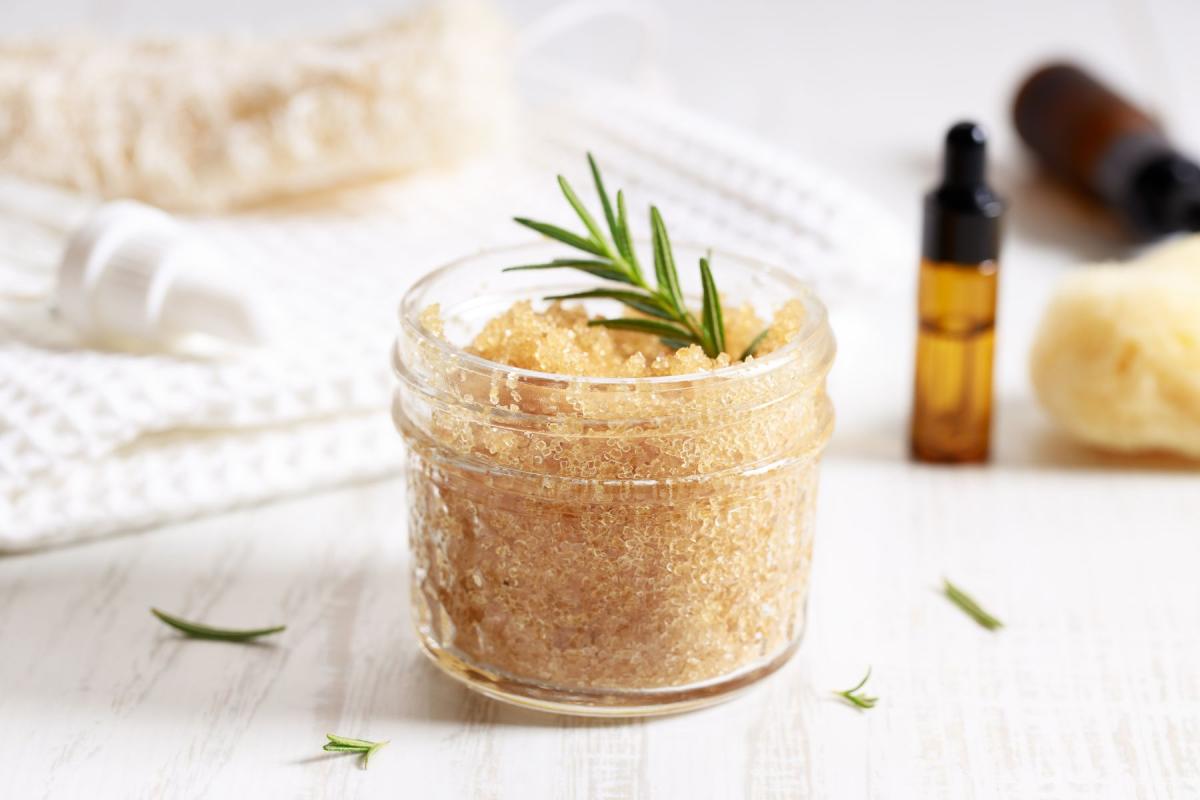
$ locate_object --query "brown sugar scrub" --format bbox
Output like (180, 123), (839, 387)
(394, 245), (834, 715)
(462, 297), (806, 378)
(391, 158), (835, 715)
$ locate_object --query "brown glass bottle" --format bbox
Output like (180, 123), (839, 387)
(911, 122), (1004, 463)
(1014, 63), (1200, 236)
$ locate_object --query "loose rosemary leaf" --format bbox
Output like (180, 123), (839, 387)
(363, 741), (388, 768)
(324, 733), (389, 770)
(150, 608), (285, 642)
(325, 734), (377, 749)
(834, 667), (878, 710)
(943, 579), (1004, 631)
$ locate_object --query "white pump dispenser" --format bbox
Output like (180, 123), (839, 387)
(56, 200), (263, 348)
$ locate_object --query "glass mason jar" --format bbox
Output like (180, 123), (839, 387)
(392, 242), (835, 716)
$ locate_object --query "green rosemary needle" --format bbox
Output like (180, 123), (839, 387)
(150, 608), (286, 642)
(942, 579), (1004, 631)
(739, 327), (771, 361)
(324, 733), (389, 769)
(506, 153), (769, 358)
(834, 667), (878, 710)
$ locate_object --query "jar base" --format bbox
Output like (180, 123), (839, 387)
(415, 631), (804, 718)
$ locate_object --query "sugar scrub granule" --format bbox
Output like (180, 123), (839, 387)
(753, 299), (806, 357)
(464, 301), (664, 377)
(653, 344), (732, 376)
(419, 303), (445, 338)
(722, 302), (768, 359)
(435, 299), (800, 377)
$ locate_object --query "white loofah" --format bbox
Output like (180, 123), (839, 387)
(0, 1), (515, 212)
(1030, 235), (1200, 459)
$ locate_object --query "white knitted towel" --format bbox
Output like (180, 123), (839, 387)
(0, 77), (906, 552)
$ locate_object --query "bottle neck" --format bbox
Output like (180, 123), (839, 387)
(1182, 202), (1200, 232)
(1130, 152), (1200, 234)
(922, 187), (1004, 264)
(1089, 130), (1200, 236)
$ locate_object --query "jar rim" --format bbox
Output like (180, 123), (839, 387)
(399, 240), (831, 387)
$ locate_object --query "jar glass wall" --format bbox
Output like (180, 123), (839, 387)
(393, 243), (835, 716)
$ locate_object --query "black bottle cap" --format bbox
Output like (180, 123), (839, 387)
(923, 122), (1005, 264)
(1130, 153), (1200, 234)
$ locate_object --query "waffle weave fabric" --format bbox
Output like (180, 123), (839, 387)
(0, 80), (903, 552)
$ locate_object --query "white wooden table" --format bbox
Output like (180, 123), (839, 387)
(3, 0), (1200, 797)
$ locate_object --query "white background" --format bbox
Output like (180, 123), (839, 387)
(2, 1), (1199, 798)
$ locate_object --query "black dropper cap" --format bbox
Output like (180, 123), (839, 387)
(922, 122), (1005, 264)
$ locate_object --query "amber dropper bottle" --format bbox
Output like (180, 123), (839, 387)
(1014, 63), (1200, 237)
(910, 122), (1005, 464)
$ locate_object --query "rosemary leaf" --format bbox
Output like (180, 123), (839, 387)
(614, 189), (642, 282)
(588, 317), (693, 340)
(324, 733), (389, 770)
(739, 328), (771, 361)
(544, 288), (674, 320)
(588, 153), (620, 249)
(943, 579), (1004, 631)
(325, 734), (377, 749)
(513, 217), (606, 257)
(649, 206), (685, 317)
(363, 741), (389, 768)
(150, 608), (285, 642)
(699, 256), (725, 356)
(503, 260), (634, 285)
(557, 175), (608, 247)
(509, 155), (756, 359)
(834, 667), (878, 710)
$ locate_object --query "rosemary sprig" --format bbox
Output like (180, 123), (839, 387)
(943, 579), (1004, 631)
(323, 733), (389, 769)
(506, 153), (768, 358)
(150, 607), (286, 642)
(834, 667), (878, 710)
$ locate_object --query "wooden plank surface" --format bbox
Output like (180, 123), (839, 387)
(3, 0), (1199, 797)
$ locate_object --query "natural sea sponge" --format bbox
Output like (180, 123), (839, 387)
(1029, 235), (1200, 458)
